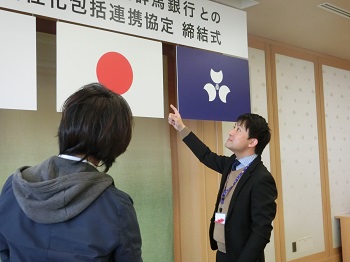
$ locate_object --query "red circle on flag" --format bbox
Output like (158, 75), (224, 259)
(96, 52), (133, 95)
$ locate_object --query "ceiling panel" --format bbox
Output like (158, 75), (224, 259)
(212, 0), (350, 61)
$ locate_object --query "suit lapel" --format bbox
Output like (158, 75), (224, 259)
(226, 170), (251, 218)
(226, 156), (261, 218)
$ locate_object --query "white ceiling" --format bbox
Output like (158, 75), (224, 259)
(213, 0), (350, 61)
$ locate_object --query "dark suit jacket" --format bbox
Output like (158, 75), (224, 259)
(183, 131), (277, 262)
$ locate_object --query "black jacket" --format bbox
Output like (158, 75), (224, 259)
(183, 131), (277, 262)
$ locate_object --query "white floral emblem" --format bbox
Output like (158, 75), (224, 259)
(204, 69), (230, 103)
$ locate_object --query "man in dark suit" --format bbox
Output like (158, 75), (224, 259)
(168, 105), (277, 262)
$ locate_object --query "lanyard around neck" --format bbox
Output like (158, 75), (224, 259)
(219, 165), (249, 212)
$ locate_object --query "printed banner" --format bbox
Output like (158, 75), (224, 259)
(0, 0), (248, 58)
(0, 10), (37, 110)
(57, 22), (164, 118)
(176, 45), (250, 121)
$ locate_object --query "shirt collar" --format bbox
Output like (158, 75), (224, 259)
(58, 154), (97, 167)
(236, 154), (258, 169)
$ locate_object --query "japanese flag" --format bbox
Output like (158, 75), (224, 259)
(0, 10), (36, 110)
(57, 22), (164, 118)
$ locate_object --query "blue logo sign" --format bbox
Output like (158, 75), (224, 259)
(176, 45), (251, 122)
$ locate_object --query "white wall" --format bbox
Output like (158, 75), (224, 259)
(275, 54), (324, 260)
(222, 47), (275, 262)
(223, 47), (350, 261)
(322, 65), (350, 248)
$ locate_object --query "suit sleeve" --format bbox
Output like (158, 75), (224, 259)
(182, 131), (231, 174)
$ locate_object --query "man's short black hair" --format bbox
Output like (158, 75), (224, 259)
(236, 113), (271, 155)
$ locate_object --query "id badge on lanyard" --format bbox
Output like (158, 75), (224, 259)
(215, 213), (226, 224)
(215, 165), (249, 225)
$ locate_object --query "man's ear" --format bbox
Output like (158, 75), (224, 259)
(248, 138), (258, 148)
